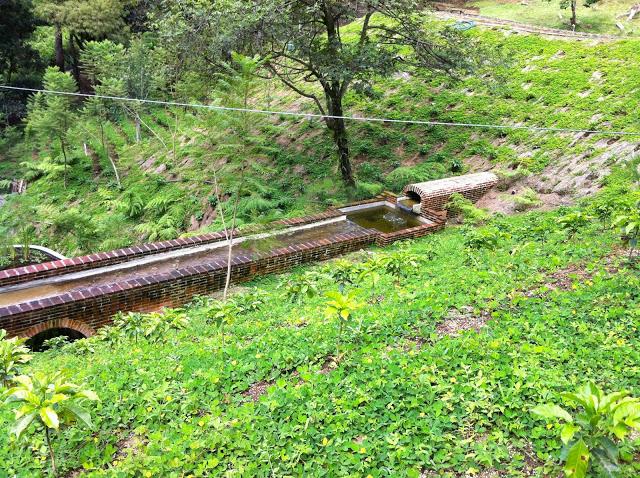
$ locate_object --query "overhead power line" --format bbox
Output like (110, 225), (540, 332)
(1, 84), (639, 137)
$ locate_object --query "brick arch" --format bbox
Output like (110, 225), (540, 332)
(402, 185), (427, 203)
(22, 319), (96, 339)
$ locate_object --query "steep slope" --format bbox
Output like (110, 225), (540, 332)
(1, 163), (639, 477)
(1, 28), (639, 255)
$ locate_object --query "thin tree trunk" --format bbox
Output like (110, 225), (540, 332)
(101, 122), (121, 187)
(45, 428), (57, 477)
(135, 116), (141, 143)
(54, 25), (64, 71)
(59, 137), (68, 189)
(571, 0), (577, 30)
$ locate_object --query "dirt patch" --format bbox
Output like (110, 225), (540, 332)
(243, 380), (274, 401)
(421, 440), (542, 477)
(108, 432), (146, 466)
(437, 306), (491, 336)
(465, 154), (493, 172)
(545, 250), (623, 291)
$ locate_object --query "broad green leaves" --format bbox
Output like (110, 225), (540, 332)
(4, 371), (99, 437)
(3, 370), (99, 476)
(564, 439), (590, 477)
(532, 383), (640, 477)
(324, 290), (364, 323)
(0, 329), (32, 388)
(531, 404), (573, 422)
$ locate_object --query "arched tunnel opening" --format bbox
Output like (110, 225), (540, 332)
(405, 191), (421, 203)
(26, 328), (87, 352)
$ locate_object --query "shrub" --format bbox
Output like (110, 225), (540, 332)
(445, 193), (489, 224)
(357, 162), (383, 182)
(512, 188), (542, 212)
(558, 211), (593, 237)
(0, 329), (32, 388)
(4, 371), (99, 477)
(279, 271), (324, 304)
(532, 383), (640, 478)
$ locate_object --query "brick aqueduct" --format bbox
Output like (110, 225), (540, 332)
(0, 173), (498, 341)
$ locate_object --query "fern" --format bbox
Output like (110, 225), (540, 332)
(118, 190), (145, 218)
(144, 189), (181, 216)
(0, 179), (12, 191)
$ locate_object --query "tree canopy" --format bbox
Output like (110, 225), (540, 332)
(154, 0), (489, 185)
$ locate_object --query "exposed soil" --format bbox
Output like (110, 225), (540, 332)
(243, 380), (274, 401)
(436, 306), (491, 336)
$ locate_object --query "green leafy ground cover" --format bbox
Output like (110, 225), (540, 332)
(1, 29), (639, 256)
(1, 164), (639, 477)
(470, 0), (640, 35)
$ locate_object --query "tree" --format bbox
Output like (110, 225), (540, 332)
(546, 0), (600, 31)
(32, 0), (132, 87)
(156, 0), (485, 186)
(0, 0), (42, 124)
(0, 330), (33, 389)
(26, 67), (78, 188)
(80, 38), (166, 144)
(207, 53), (267, 300)
(4, 371), (99, 477)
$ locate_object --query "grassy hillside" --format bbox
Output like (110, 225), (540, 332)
(1, 164), (639, 477)
(1, 27), (639, 257)
(470, 0), (640, 35)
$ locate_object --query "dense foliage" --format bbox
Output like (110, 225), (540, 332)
(1, 28), (639, 257)
(1, 163), (639, 476)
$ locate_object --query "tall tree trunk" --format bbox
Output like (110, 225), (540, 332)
(68, 34), (82, 89)
(332, 118), (354, 187)
(54, 25), (64, 71)
(571, 0), (577, 30)
(325, 92), (355, 187)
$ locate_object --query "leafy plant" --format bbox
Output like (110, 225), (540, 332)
(445, 193), (489, 224)
(324, 290), (364, 357)
(4, 371), (99, 476)
(463, 226), (505, 250)
(113, 311), (146, 343)
(205, 301), (238, 344)
(558, 211), (593, 237)
(612, 208), (639, 259)
(233, 290), (269, 313)
(41, 336), (70, 352)
(280, 271), (324, 303)
(0, 329), (33, 388)
(532, 383), (640, 477)
(322, 259), (360, 290)
(113, 310), (189, 343)
(512, 188), (542, 212)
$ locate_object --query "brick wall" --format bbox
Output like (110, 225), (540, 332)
(0, 192), (452, 339)
(0, 210), (343, 288)
(375, 221), (445, 247)
(1, 228), (377, 338)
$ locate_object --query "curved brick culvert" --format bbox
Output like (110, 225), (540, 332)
(23, 318), (96, 339)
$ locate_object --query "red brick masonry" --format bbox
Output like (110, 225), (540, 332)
(1, 193), (456, 339)
(0, 210), (342, 288)
(1, 228), (378, 338)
